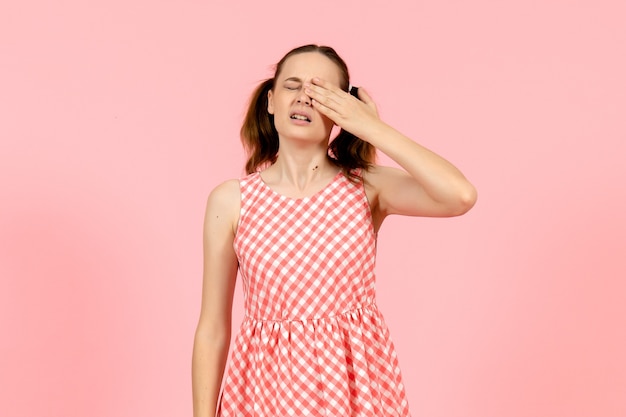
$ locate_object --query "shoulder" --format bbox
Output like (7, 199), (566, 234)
(207, 178), (241, 206)
(204, 179), (241, 233)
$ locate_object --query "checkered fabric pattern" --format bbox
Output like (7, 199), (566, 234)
(218, 170), (411, 417)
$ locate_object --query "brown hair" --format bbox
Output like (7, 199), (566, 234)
(240, 44), (375, 181)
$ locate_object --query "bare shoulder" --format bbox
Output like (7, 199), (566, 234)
(207, 179), (240, 205)
(204, 179), (241, 234)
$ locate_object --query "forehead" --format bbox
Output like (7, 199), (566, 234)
(277, 52), (343, 86)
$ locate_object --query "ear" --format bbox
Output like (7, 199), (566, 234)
(267, 89), (274, 115)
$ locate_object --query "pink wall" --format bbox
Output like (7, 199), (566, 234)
(1, 1), (625, 416)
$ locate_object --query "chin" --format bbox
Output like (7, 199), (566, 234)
(278, 128), (330, 144)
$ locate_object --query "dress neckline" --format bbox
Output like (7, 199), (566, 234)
(255, 169), (344, 201)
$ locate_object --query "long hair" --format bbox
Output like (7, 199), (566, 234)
(240, 44), (375, 181)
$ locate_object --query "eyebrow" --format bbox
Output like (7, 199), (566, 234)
(283, 77), (303, 83)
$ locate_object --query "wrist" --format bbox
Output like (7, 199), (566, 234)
(357, 119), (392, 145)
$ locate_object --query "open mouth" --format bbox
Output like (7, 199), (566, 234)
(290, 113), (311, 122)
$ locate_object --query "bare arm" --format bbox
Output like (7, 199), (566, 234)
(360, 123), (477, 218)
(305, 78), (477, 224)
(192, 179), (240, 417)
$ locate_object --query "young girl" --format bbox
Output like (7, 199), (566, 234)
(192, 44), (477, 417)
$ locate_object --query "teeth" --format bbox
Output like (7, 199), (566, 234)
(291, 114), (309, 121)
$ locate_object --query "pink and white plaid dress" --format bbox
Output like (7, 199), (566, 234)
(217, 170), (411, 417)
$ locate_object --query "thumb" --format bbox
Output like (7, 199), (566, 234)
(356, 87), (373, 102)
(355, 87), (378, 115)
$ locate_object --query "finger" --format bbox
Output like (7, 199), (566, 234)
(305, 85), (341, 109)
(309, 77), (346, 98)
(311, 98), (341, 121)
(355, 87), (373, 104)
(354, 86), (379, 115)
(310, 77), (332, 89)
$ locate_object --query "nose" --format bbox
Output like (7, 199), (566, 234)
(297, 90), (311, 106)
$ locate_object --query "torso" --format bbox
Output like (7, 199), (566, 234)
(222, 166), (387, 237)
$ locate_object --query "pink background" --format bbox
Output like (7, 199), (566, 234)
(1, 1), (625, 416)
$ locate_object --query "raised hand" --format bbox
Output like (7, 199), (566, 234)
(304, 77), (381, 141)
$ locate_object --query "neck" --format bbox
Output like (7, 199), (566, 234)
(265, 140), (337, 191)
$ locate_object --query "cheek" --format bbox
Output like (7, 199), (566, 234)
(273, 96), (291, 115)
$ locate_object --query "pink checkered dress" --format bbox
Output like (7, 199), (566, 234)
(217, 170), (411, 416)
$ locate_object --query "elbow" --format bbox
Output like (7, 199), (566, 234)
(450, 184), (478, 216)
(194, 319), (232, 347)
(193, 327), (231, 358)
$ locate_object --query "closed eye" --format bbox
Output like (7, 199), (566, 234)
(283, 77), (303, 91)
